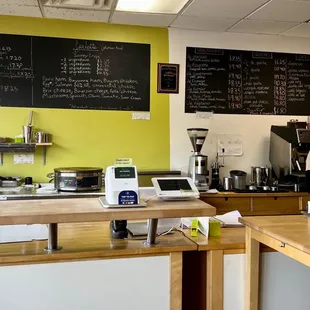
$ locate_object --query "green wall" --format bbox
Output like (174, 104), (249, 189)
(0, 16), (170, 182)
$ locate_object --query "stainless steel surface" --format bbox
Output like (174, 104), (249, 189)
(296, 129), (310, 143)
(187, 128), (209, 154)
(270, 131), (291, 179)
(187, 128), (209, 191)
(44, 223), (62, 252)
(28, 110), (33, 126)
(1, 180), (21, 187)
(294, 183), (300, 192)
(145, 218), (159, 246)
(270, 126), (310, 180)
(0, 186), (105, 200)
(22, 125), (33, 143)
(0, 143), (35, 153)
(54, 167), (103, 173)
(223, 177), (233, 190)
(230, 170), (247, 190)
(53, 167), (103, 192)
(188, 154), (209, 191)
(35, 132), (51, 143)
(251, 166), (271, 186)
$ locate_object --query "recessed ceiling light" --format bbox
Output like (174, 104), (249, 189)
(41, 0), (112, 10)
(116, 0), (190, 14)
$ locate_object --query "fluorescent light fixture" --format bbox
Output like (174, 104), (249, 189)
(116, 0), (189, 14)
(42, 0), (112, 9)
(117, 0), (155, 11)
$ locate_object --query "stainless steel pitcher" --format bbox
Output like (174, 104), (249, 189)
(251, 166), (270, 187)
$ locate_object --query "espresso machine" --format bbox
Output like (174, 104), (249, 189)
(187, 128), (209, 192)
(269, 120), (310, 190)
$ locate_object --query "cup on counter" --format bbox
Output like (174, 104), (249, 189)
(223, 177), (233, 191)
(25, 177), (33, 185)
(34, 132), (51, 143)
(22, 125), (33, 143)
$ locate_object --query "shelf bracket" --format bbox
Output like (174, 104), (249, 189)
(0, 153), (3, 166)
(43, 146), (47, 166)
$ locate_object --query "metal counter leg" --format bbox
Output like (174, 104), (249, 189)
(44, 223), (63, 252)
(144, 219), (159, 245)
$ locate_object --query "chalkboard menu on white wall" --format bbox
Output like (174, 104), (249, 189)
(0, 34), (150, 111)
(185, 47), (310, 115)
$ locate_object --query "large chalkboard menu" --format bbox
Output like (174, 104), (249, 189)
(185, 47), (310, 115)
(0, 34), (150, 111)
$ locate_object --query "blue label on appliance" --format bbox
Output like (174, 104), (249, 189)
(118, 191), (138, 205)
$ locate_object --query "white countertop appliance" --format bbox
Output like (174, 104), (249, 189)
(105, 165), (139, 205)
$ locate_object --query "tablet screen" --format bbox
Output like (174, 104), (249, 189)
(157, 179), (192, 191)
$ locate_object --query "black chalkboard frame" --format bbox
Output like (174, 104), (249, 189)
(157, 63), (180, 94)
(0, 33), (151, 112)
(185, 46), (310, 116)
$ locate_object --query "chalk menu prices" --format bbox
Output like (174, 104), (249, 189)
(186, 48), (228, 113)
(0, 33), (151, 111)
(0, 35), (34, 107)
(185, 47), (310, 115)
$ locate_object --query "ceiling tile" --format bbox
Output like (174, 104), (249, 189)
(248, 0), (310, 22)
(171, 16), (239, 31)
(183, 0), (270, 19)
(229, 19), (299, 34)
(111, 12), (176, 27)
(0, 3), (41, 17)
(116, 0), (188, 14)
(0, 0), (38, 5)
(44, 7), (109, 22)
(282, 23), (310, 37)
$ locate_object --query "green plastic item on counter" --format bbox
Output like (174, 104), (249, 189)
(14, 135), (24, 143)
(209, 219), (221, 237)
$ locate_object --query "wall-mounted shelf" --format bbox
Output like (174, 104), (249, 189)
(0, 143), (53, 166)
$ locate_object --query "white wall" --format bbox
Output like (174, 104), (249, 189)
(0, 256), (169, 310)
(224, 252), (310, 310)
(169, 29), (310, 179)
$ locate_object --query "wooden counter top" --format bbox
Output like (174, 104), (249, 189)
(0, 197), (215, 225)
(0, 222), (197, 266)
(240, 215), (310, 255)
(182, 228), (246, 251)
(200, 191), (310, 198)
(181, 227), (273, 254)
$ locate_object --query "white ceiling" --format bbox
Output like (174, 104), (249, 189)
(1, 0), (310, 37)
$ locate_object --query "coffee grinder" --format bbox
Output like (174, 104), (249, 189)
(187, 128), (209, 192)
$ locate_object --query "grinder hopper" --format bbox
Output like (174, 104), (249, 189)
(187, 128), (209, 154)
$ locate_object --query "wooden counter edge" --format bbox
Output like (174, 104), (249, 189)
(182, 227), (275, 253)
(200, 192), (310, 198)
(0, 229), (198, 267)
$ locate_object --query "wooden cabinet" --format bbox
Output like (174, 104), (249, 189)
(200, 197), (251, 215)
(301, 196), (310, 211)
(201, 193), (310, 216)
(251, 197), (300, 215)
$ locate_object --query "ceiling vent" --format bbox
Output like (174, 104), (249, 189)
(41, 0), (113, 10)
